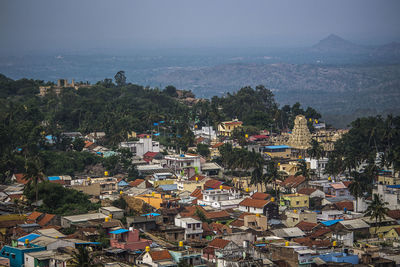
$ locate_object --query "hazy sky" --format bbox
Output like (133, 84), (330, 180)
(1, 0), (400, 54)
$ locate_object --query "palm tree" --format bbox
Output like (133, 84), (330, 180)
(307, 139), (324, 178)
(365, 194), (389, 237)
(348, 171), (366, 212)
(295, 160), (312, 186)
(70, 246), (97, 267)
(264, 161), (282, 198)
(24, 157), (45, 203)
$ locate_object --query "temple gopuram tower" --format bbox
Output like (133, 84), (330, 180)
(288, 115), (311, 149)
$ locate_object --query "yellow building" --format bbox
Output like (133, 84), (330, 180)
(279, 161), (300, 176)
(280, 193), (309, 209)
(176, 178), (208, 192)
(261, 145), (292, 159)
(135, 193), (173, 209)
(377, 175), (400, 185)
(384, 228), (400, 240)
(217, 119), (243, 137)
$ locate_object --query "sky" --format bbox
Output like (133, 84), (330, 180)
(1, 0), (400, 54)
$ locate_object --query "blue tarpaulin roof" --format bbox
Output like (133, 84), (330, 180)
(48, 176), (61, 181)
(387, 185), (400, 189)
(118, 180), (129, 186)
(18, 233), (40, 243)
(141, 213), (161, 217)
(320, 219), (343, 226)
(110, 229), (129, 234)
(264, 145), (291, 149)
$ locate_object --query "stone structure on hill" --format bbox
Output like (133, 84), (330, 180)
(288, 115), (311, 149)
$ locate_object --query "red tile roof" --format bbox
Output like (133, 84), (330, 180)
(334, 201), (354, 211)
(388, 210), (400, 220)
(297, 188), (317, 195)
(180, 206), (205, 218)
(38, 214), (56, 227)
(311, 228), (332, 238)
(143, 152), (159, 158)
(190, 188), (203, 199)
(211, 142), (224, 149)
(296, 221), (318, 232)
(229, 219), (244, 227)
(208, 238), (230, 249)
(210, 223), (232, 235)
(342, 181), (352, 188)
(202, 222), (213, 233)
(8, 194), (23, 200)
(14, 173), (29, 185)
(27, 211), (43, 221)
(188, 174), (206, 182)
(330, 182), (347, 190)
(129, 179), (145, 187)
(149, 250), (172, 261)
(251, 192), (270, 200)
(394, 228), (400, 235)
(84, 141), (94, 148)
(280, 176), (306, 188)
(205, 210), (230, 220)
(239, 198), (269, 208)
(204, 179), (223, 189)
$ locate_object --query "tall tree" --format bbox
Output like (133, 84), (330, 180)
(24, 157), (45, 203)
(295, 160), (313, 185)
(263, 160), (282, 198)
(348, 171), (366, 212)
(114, 71), (126, 87)
(365, 194), (389, 237)
(71, 246), (97, 267)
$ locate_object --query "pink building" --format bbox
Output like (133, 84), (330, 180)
(110, 228), (151, 250)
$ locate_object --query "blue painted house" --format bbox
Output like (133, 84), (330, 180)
(0, 245), (45, 267)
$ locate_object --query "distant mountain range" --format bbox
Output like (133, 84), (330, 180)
(311, 34), (400, 58)
(1, 34), (399, 127)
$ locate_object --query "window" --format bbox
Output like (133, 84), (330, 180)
(296, 201), (300, 205)
(188, 224), (192, 228)
(11, 254), (15, 259)
(304, 200), (307, 204)
(197, 223), (200, 228)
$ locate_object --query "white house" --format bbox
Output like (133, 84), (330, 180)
(305, 157), (328, 177)
(120, 137), (160, 157)
(164, 154), (201, 173)
(373, 184), (400, 210)
(193, 126), (217, 140)
(174, 216), (203, 240)
(25, 250), (72, 267)
(239, 198), (269, 215)
(139, 249), (175, 267)
(197, 188), (243, 209)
